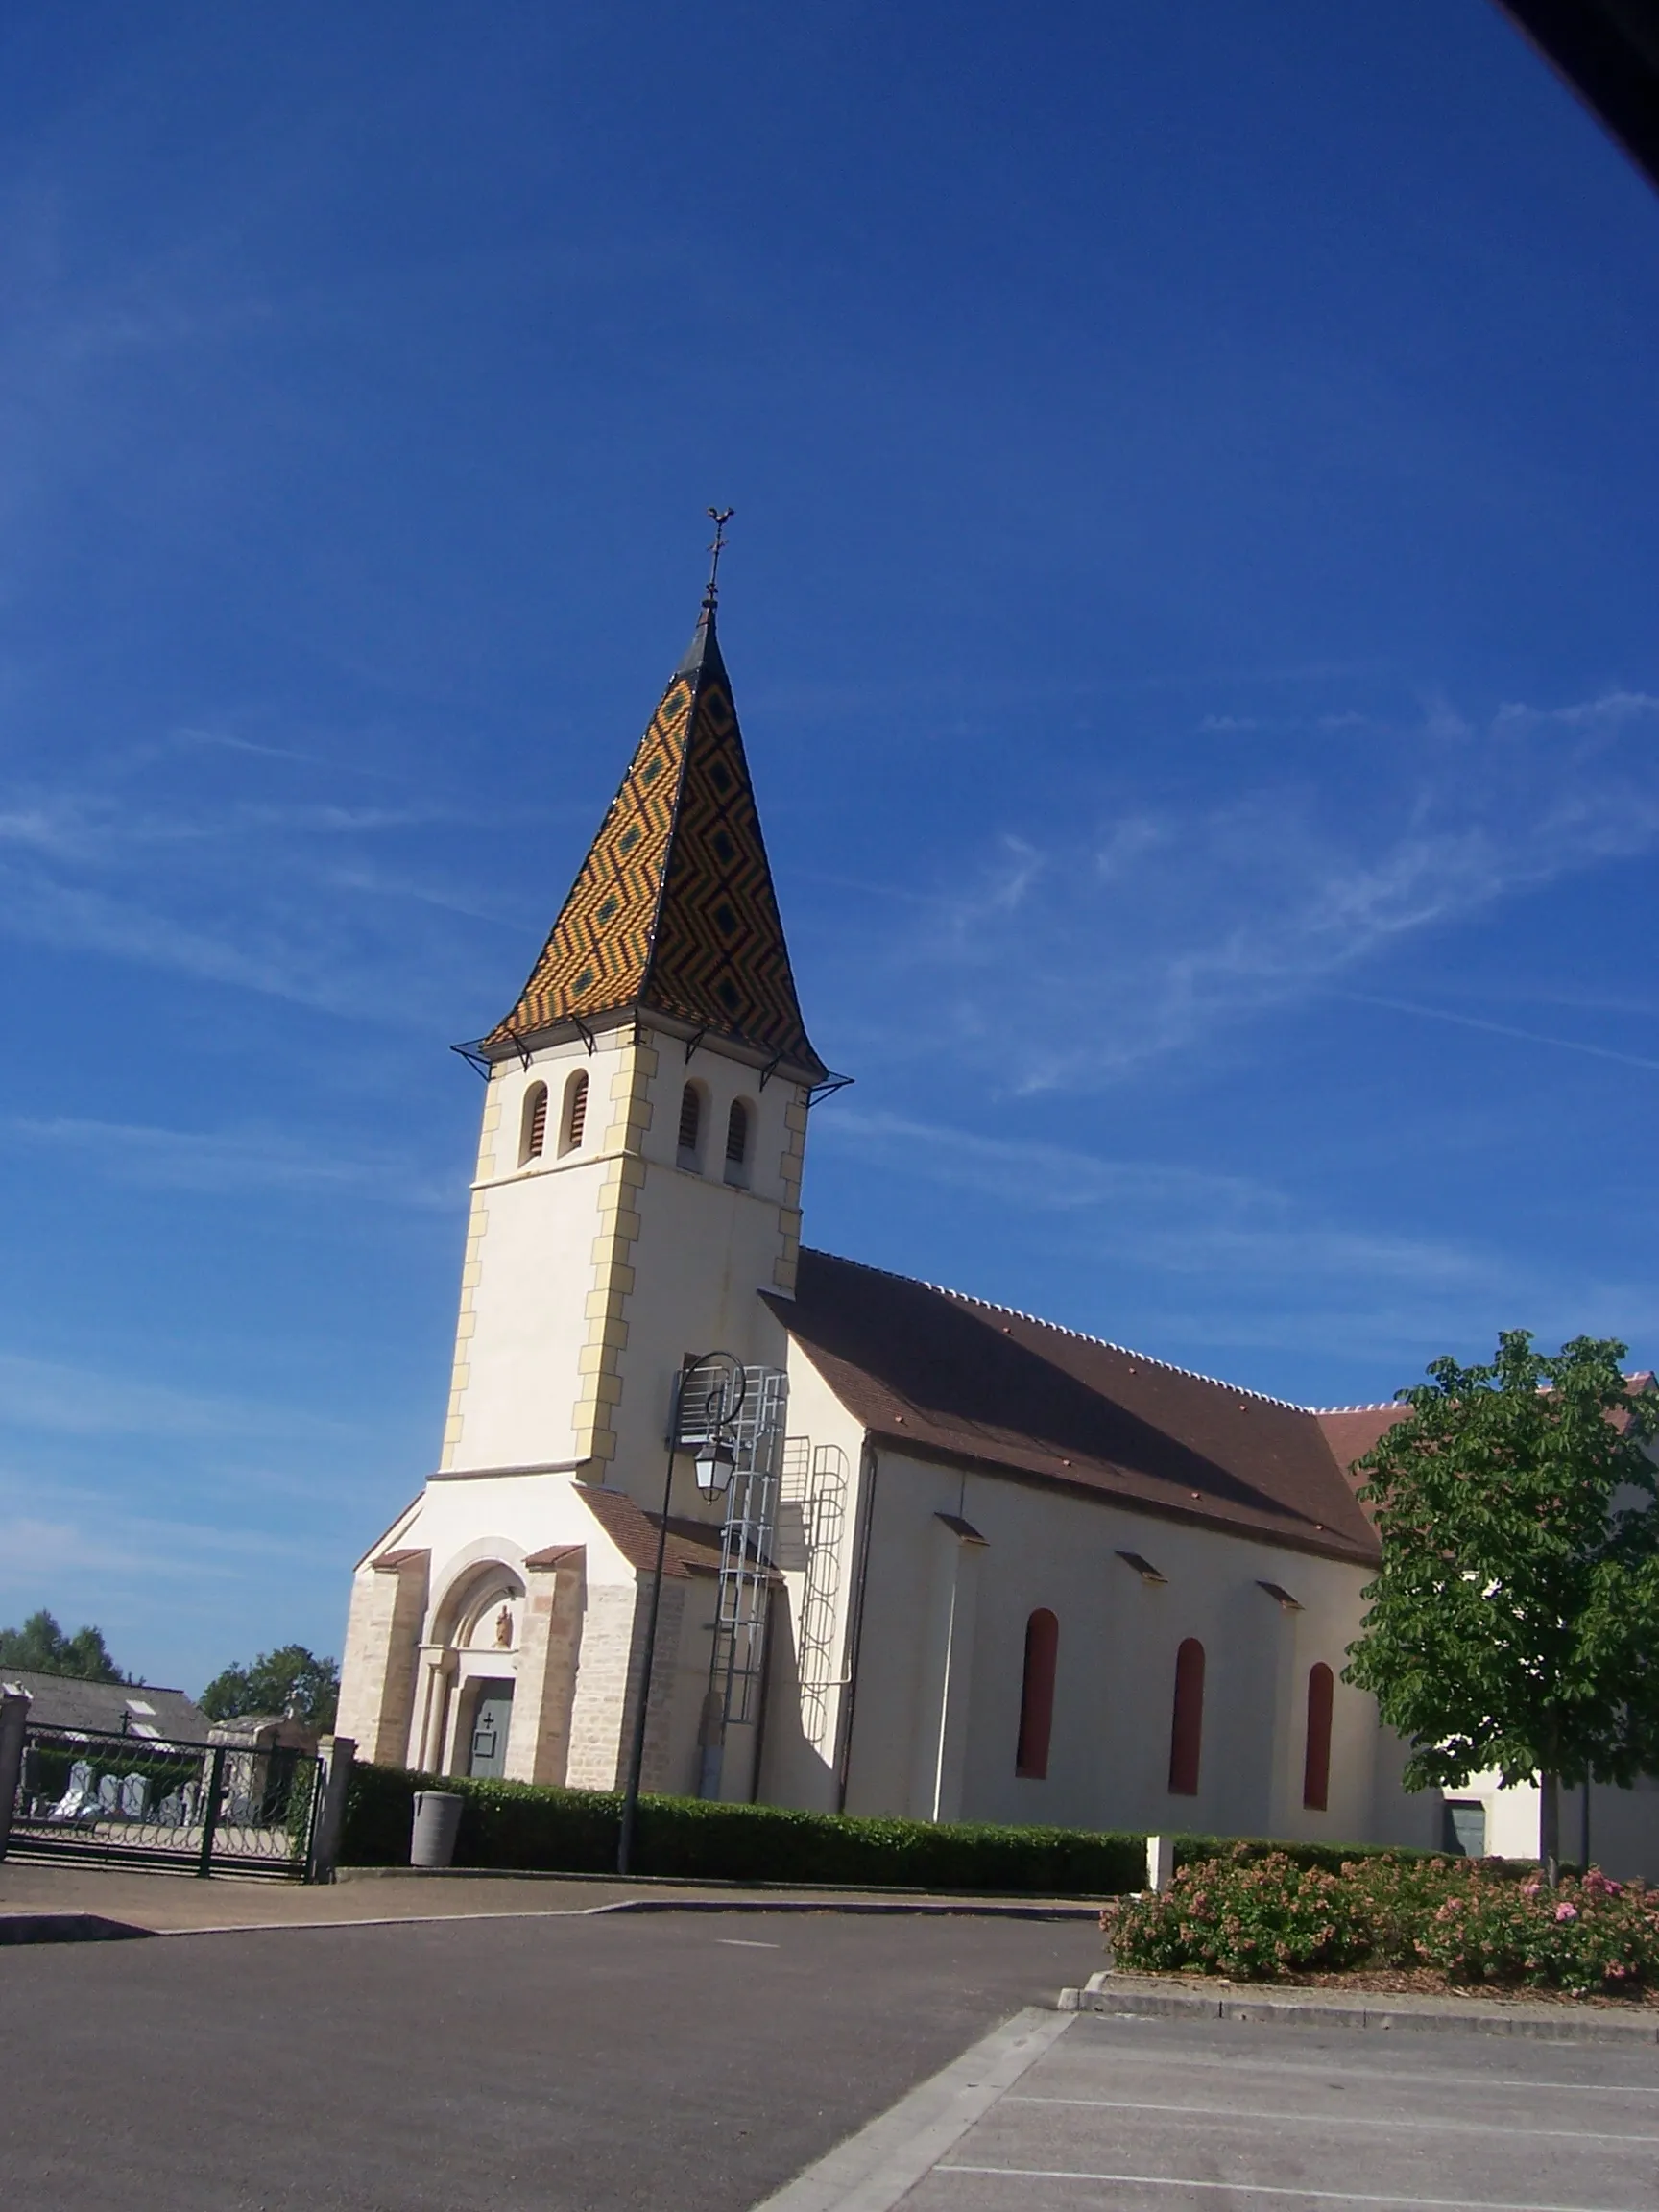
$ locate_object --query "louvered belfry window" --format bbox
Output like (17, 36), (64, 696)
(562, 1070), (589, 1153)
(521, 1083), (549, 1164)
(678, 1084), (701, 1155)
(726, 1099), (749, 1166)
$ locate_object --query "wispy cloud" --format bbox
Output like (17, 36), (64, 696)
(815, 1109), (1656, 1368)
(842, 688), (1659, 1092)
(2, 1115), (460, 1206)
(821, 1109), (1481, 1287)
(0, 1350), (357, 1443)
(821, 1107), (1262, 1218)
(0, 1507), (336, 1586)
(1334, 992), (1659, 1075)
(0, 736), (562, 1024)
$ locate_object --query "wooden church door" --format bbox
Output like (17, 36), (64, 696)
(468, 1682), (514, 1778)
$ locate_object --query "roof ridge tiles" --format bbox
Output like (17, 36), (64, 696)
(803, 1246), (1307, 1411)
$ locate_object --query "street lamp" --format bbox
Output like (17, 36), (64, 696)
(694, 1431), (737, 1499)
(616, 1353), (747, 1876)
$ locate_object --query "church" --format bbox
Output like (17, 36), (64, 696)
(336, 580), (1659, 1879)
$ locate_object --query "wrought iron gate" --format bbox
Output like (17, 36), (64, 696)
(7, 1722), (322, 1878)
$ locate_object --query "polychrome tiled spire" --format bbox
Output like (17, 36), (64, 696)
(480, 606), (826, 1079)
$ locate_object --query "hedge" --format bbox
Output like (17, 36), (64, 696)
(338, 1764), (1444, 1895)
(341, 1763), (1148, 1893)
(1170, 1833), (1440, 1877)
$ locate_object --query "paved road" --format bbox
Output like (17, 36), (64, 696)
(880, 2010), (1659, 2212)
(0, 1909), (1096, 2210)
(0, 1856), (1098, 1934)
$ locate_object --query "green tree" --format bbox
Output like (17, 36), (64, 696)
(200, 1644), (339, 1731)
(0, 1608), (129, 1682)
(1345, 1332), (1659, 1879)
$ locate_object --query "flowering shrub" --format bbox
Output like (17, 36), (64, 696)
(1104, 1851), (1373, 1980)
(1106, 1847), (1659, 1995)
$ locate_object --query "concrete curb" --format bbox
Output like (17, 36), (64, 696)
(0, 1913), (154, 1947)
(1, 1894), (1101, 1945)
(1061, 1968), (1659, 2044)
(334, 1864), (1111, 1909)
(597, 1897), (1100, 1921)
(751, 2006), (1071, 2212)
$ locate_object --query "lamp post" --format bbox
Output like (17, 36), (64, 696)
(616, 1352), (746, 1877)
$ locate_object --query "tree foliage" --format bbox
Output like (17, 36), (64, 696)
(201, 1644), (339, 1730)
(1345, 1333), (1659, 1811)
(0, 1608), (129, 1682)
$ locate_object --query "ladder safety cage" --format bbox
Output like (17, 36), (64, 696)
(779, 1440), (850, 1749)
(701, 1364), (789, 1729)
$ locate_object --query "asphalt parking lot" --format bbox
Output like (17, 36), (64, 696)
(893, 2010), (1659, 2212)
(0, 1908), (1096, 2211)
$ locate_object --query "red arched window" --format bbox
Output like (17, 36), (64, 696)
(1303, 1662), (1334, 1812)
(1015, 1608), (1059, 1780)
(1167, 1638), (1205, 1796)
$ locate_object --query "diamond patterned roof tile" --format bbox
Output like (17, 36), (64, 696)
(481, 609), (826, 1078)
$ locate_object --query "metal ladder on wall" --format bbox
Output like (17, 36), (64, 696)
(779, 1439), (850, 1752)
(701, 1365), (788, 1795)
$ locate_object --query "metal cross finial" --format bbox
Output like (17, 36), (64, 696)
(703, 506), (734, 612)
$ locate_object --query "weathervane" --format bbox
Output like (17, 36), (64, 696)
(703, 506), (734, 613)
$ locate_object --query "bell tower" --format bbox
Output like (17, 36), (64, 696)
(337, 561), (839, 1791)
(437, 586), (829, 1509)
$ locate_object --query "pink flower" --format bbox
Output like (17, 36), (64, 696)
(1554, 1902), (1578, 1922)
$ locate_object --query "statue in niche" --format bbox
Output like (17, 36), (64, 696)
(494, 1604), (514, 1648)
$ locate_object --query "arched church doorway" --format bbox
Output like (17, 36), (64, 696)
(419, 1559), (527, 1777)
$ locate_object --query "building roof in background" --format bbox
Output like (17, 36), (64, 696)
(475, 607), (826, 1079)
(0, 1670), (211, 1743)
(773, 1250), (1383, 1566)
(1310, 1405), (1410, 1493)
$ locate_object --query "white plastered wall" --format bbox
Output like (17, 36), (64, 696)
(595, 1035), (804, 1509)
(1435, 1770), (1659, 1883)
(448, 1023), (805, 1501)
(342, 1015), (815, 1797)
(445, 1035), (628, 1475)
(798, 1435), (1443, 1848)
(757, 1345), (874, 1814)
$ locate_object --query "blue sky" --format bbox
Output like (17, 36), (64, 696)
(4, 3), (1658, 1693)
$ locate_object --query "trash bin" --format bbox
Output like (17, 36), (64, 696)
(410, 1790), (465, 1869)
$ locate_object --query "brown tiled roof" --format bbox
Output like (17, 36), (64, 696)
(769, 1251), (1381, 1567)
(522, 1544), (585, 1572)
(1312, 1407), (1409, 1499)
(575, 1482), (732, 1578)
(1312, 1370), (1659, 1496)
(477, 610), (825, 1079)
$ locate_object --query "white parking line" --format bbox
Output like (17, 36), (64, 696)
(753, 2007), (1071, 2211)
(1005, 2094), (1659, 2145)
(1064, 2046), (1659, 2098)
(938, 2167), (1635, 2212)
(717, 1937), (781, 1947)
